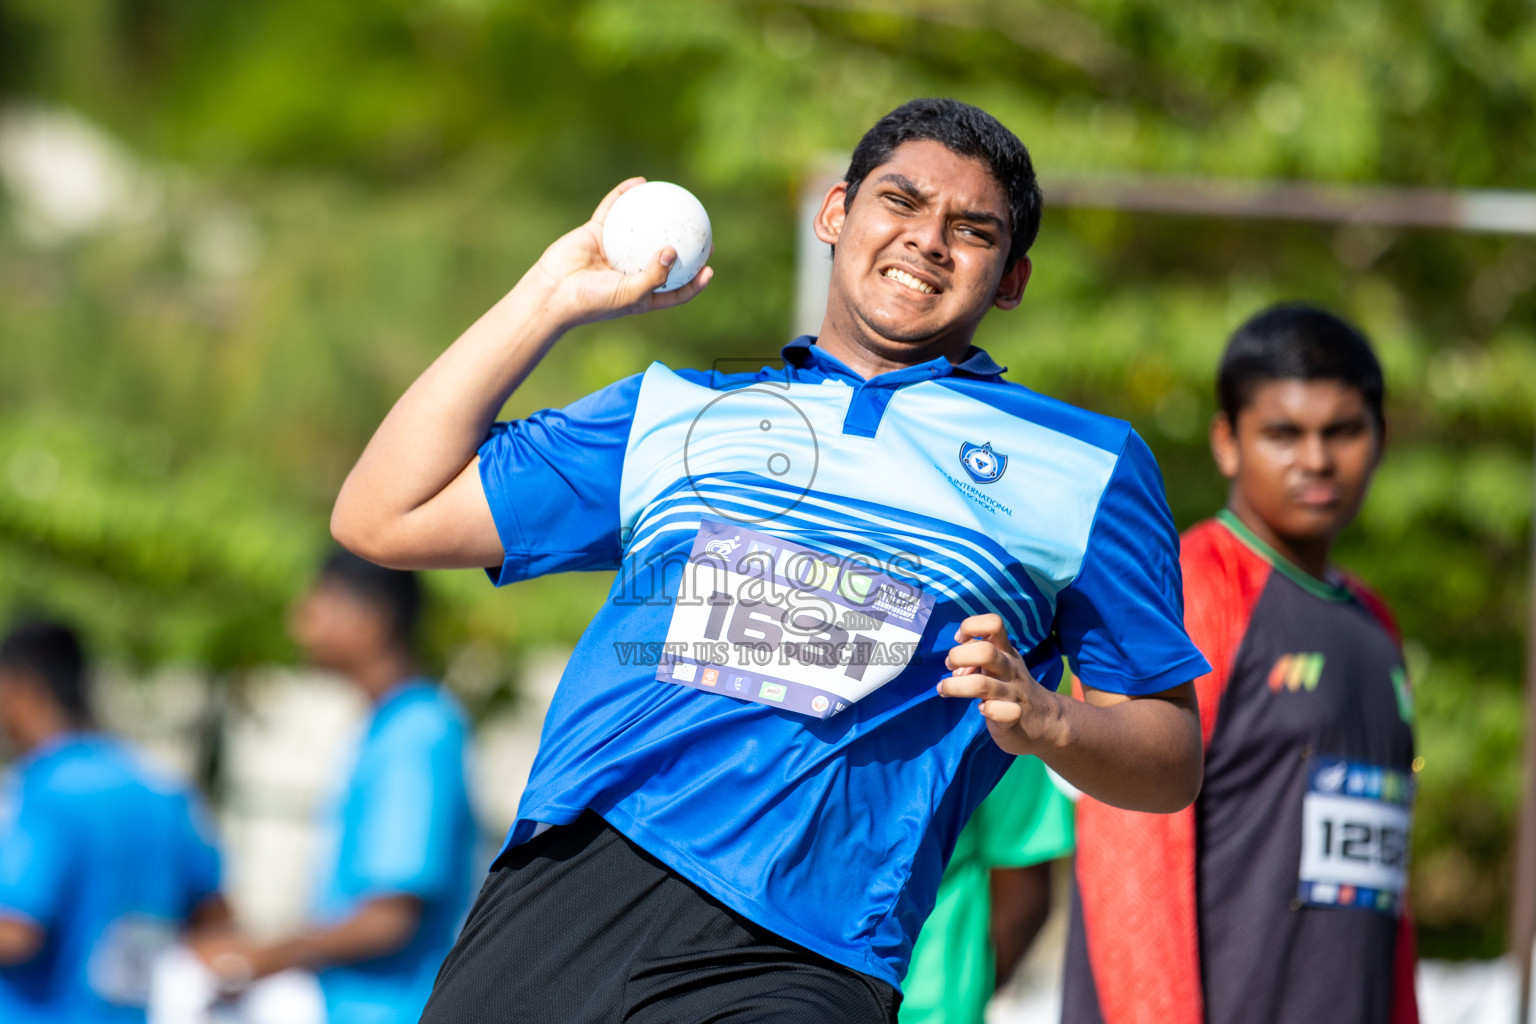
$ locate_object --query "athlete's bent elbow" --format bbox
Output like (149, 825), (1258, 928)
(329, 500), (364, 553)
(1150, 741), (1204, 813)
(330, 499), (390, 564)
(1140, 684), (1204, 812)
(1165, 760), (1204, 813)
(330, 505), (432, 571)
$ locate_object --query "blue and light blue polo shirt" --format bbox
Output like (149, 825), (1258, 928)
(477, 336), (1208, 987)
(0, 734), (221, 1024)
(311, 680), (476, 1024)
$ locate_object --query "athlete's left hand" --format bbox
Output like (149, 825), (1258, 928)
(937, 613), (1060, 756)
(938, 612), (1204, 811)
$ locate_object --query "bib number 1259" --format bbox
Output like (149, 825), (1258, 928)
(1297, 756), (1413, 914)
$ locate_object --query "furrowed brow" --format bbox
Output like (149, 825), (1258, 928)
(874, 172), (929, 200)
(953, 208), (1007, 233)
(873, 172), (1008, 236)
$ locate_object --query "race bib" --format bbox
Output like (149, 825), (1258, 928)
(1297, 756), (1413, 914)
(88, 913), (177, 1006)
(656, 520), (935, 718)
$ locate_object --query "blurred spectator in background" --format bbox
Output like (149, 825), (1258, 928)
(1065, 305), (1418, 1024)
(191, 552), (476, 1024)
(899, 755), (1073, 1024)
(0, 618), (226, 1024)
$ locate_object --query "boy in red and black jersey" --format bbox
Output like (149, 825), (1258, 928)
(1063, 304), (1419, 1024)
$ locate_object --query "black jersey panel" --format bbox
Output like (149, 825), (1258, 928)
(1197, 570), (1414, 1024)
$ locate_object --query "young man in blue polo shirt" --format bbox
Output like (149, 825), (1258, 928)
(0, 619), (226, 1024)
(190, 553), (476, 1024)
(332, 98), (1208, 1022)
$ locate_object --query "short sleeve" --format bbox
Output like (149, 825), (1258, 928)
(0, 788), (70, 927)
(348, 710), (467, 901)
(477, 373), (644, 585)
(975, 757), (1075, 868)
(1054, 431), (1210, 696)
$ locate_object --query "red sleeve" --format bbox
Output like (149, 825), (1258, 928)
(1391, 896), (1420, 1024)
(1345, 574), (1420, 1024)
(1343, 574), (1403, 647)
(1073, 520), (1270, 1024)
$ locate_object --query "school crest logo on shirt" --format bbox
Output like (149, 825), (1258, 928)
(958, 441), (1008, 484)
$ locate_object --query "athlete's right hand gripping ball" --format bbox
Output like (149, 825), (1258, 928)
(601, 181), (712, 293)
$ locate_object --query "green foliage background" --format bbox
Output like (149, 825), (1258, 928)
(1, 0), (1532, 956)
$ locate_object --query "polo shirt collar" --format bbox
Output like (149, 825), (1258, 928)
(16, 731), (94, 772)
(375, 676), (433, 710)
(779, 336), (1006, 384)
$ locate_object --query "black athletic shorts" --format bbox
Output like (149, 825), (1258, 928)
(420, 811), (900, 1024)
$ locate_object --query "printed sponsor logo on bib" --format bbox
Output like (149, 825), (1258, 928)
(1298, 756), (1413, 914)
(656, 520), (935, 718)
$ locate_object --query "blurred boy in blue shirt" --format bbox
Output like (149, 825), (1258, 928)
(193, 552), (476, 1024)
(0, 619), (226, 1024)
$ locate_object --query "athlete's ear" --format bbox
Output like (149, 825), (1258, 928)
(1210, 411), (1240, 479)
(813, 182), (849, 245)
(992, 257), (1031, 311)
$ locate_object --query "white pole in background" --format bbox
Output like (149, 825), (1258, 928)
(795, 167), (1536, 339)
(793, 159), (845, 340)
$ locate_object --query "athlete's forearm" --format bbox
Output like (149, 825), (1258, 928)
(331, 273), (567, 567)
(1027, 684), (1202, 813)
(939, 616), (1202, 812)
(332, 180), (706, 570)
(202, 895), (424, 983)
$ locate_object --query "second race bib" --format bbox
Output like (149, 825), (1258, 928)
(656, 520), (935, 718)
(87, 913), (177, 1006)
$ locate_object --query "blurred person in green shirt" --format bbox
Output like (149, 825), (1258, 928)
(899, 755), (1074, 1024)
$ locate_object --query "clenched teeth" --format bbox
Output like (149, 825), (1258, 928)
(882, 267), (936, 294)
